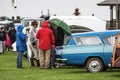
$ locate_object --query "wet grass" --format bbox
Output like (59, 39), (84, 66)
(0, 51), (120, 80)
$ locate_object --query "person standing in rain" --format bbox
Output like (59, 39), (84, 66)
(54, 26), (64, 67)
(16, 25), (27, 68)
(0, 26), (6, 54)
(27, 21), (40, 67)
(8, 27), (16, 48)
(73, 8), (80, 16)
(55, 26), (64, 46)
(36, 21), (55, 69)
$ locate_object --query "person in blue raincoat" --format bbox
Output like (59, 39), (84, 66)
(16, 25), (27, 68)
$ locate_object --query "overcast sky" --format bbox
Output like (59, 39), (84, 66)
(0, 0), (113, 20)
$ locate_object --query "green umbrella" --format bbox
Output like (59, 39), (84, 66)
(49, 18), (71, 35)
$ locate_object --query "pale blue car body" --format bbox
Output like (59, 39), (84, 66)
(57, 30), (120, 67)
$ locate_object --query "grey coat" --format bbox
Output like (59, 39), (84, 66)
(27, 27), (39, 60)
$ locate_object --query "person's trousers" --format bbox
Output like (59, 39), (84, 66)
(17, 51), (23, 68)
(0, 41), (5, 54)
(39, 49), (50, 68)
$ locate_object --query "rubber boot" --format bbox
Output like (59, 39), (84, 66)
(36, 60), (40, 67)
(30, 58), (35, 67)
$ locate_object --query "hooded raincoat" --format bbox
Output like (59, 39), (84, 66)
(27, 27), (39, 60)
(36, 21), (55, 50)
(16, 25), (27, 52)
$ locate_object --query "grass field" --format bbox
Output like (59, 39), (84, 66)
(0, 51), (120, 80)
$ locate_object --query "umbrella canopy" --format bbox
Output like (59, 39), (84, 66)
(49, 18), (71, 35)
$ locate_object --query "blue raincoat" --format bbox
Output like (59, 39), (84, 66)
(16, 25), (27, 52)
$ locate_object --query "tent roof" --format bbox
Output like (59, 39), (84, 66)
(97, 0), (120, 6)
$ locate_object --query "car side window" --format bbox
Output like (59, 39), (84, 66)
(74, 36), (102, 45)
(104, 35), (116, 45)
(64, 36), (71, 45)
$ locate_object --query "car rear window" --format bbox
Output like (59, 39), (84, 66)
(74, 36), (102, 45)
(104, 35), (116, 45)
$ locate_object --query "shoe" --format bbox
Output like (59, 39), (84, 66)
(30, 58), (35, 67)
(36, 60), (40, 67)
(17, 67), (25, 69)
(51, 66), (54, 69)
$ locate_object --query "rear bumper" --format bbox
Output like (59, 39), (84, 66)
(56, 58), (67, 63)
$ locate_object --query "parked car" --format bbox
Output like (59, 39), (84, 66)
(0, 20), (14, 31)
(50, 16), (106, 32)
(56, 30), (120, 73)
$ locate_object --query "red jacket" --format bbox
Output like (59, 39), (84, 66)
(36, 21), (55, 50)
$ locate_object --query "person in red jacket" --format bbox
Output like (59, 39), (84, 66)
(36, 21), (55, 69)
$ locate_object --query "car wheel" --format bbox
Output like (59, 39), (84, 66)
(86, 57), (103, 73)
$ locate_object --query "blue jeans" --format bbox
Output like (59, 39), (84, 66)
(17, 52), (23, 68)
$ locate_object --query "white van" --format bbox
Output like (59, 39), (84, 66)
(12, 17), (44, 52)
(50, 16), (106, 32)
(21, 17), (44, 33)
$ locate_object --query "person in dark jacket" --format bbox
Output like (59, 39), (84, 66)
(16, 25), (27, 68)
(54, 26), (64, 67)
(36, 21), (55, 69)
(8, 27), (16, 45)
(55, 26), (64, 46)
(0, 27), (6, 54)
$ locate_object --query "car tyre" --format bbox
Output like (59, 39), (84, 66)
(86, 57), (103, 73)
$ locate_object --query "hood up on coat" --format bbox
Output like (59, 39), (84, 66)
(41, 21), (50, 28)
(17, 25), (24, 32)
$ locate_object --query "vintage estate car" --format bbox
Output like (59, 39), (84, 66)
(55, 30), (120, 73)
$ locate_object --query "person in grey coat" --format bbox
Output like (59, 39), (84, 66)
(27, 21), (40, 67)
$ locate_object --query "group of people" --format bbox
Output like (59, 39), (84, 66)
(16, 20), (64, 69)
(0, 27), (16, 54)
